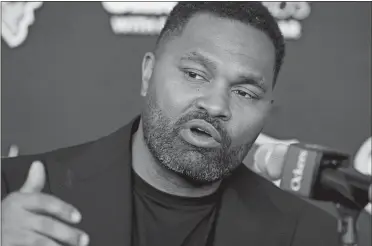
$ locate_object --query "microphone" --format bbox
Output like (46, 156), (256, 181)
(254, 143), (371, 211)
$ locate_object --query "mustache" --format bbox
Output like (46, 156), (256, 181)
(174, 110), (231, 147)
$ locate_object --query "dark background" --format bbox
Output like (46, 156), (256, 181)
(1, 2), (371, 245)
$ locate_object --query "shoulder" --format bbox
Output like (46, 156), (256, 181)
(2, 119), (135, 196)
(1, 139), (96, 196)
(2, 117), (135, 173)
(2, 139), (92, 166)
(230, 165), (339, 245)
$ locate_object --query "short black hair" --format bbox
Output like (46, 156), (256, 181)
(156, 2), (285, 85)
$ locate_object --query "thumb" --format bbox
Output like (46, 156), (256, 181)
(20, 161), (46, 193)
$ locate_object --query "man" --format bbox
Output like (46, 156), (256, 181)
(1, 2), (344, 246)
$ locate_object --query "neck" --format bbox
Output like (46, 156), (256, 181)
(132, 119), (221, 198)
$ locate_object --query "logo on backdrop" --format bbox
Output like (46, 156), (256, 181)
(1, 1), (43, 48)
(102, 1), (311, 39)
(1, 1), (310, 48)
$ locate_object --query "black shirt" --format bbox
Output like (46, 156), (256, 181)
(131, 171), (221, 246)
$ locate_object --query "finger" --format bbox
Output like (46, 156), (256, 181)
(28, 213), (89, 246)
(2, 228), (61, 246)
(22, 193), (82, 224)
(20, 161), (46, 193)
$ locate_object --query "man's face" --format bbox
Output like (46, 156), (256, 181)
(141, 13), (276, 185)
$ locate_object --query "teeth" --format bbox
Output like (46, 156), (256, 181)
(197, 127), (206, 133)
(193, 127), (210, 136)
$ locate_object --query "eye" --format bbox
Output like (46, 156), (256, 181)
(184, 70), (207, 81)
(233, 89), (259, 100)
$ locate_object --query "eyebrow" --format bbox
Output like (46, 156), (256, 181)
(180, 51), (217, 70)
(180, 51), (267, 93)
(235, 74), (267, 93)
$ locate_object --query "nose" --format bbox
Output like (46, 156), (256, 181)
(195, 87), (232, 121)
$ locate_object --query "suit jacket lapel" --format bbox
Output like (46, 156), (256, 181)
(214, 166), (297, 246)
(46, 117), (140, 246)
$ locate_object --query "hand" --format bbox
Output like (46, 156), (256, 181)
(2, 161), (90, 246)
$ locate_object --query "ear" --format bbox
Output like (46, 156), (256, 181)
(141, 52), (156, 97)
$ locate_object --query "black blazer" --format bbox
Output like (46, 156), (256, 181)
(1, 117), (339, 246)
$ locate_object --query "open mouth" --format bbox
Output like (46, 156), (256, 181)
(190, 127), (212, 138)
(179, 119), (222, 148)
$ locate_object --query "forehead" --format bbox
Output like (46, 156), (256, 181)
(161, 13), (276, 84)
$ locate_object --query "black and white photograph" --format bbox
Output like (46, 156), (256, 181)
(1, 2), (371, 246)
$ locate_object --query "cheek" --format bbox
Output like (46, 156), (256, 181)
(228, 104), (271, 145)
(151, 68), (197, 121)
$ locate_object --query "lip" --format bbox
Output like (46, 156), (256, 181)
(179, 128), (221, 148)
(182, 119), (222, 143)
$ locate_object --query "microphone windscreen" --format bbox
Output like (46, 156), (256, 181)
(253, 144), (288, 181)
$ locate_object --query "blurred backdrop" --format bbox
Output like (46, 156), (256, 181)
(1, 2), (371, 245)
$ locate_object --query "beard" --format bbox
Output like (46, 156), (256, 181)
(141, 92), (255, 186)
